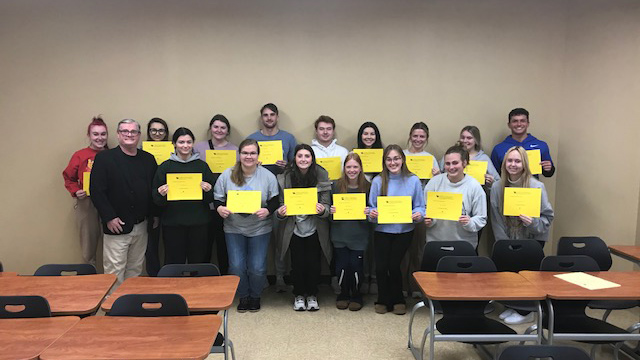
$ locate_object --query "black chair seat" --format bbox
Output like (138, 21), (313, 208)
(499, 300), (537, 312)
(499, 345), (591, 360)
(545, 315), (628, 335)
(588, 299), (638, 310)
(437, 315), (517, 344)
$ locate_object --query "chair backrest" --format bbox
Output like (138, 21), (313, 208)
(34, 263), (97, 276)
(557, 236), (612, 271)
(498, 345), (591, 360)
(491, 239), (544, 272)
(421, 241), (477, 272)
(107, 294), (190, 317)
(0, 261), (3, 272)
(157, 263), (221, 277)
(540, 255), (600, 272)
(0, 295), (51, 318)
(436, 256), (497, 273)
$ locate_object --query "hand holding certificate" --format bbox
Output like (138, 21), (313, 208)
(406, 155), (434, 179)
(353, 149), (383, 173)
(258, 141), (283, 165)
(284, 188), (318, 215)
(377, 196), (412, 224)
(227, 190), (262, 214)
(316, 157), (342, 180)
(526, 149), (542, 175)
(503, 187), (541, 217)
(464, 160), (488, 185)
(206, 150), (237, 173)
(143, 141), (173, 165)
(426, 191), (463, 221)
(167, 173), (203, 201)
(332, 193), (367, 220)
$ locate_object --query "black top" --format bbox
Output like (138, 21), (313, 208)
(90, 146), (158, 235)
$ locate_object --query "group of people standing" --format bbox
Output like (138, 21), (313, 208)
(62, 104), (554, 324)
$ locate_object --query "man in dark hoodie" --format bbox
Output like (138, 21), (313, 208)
(490, 108), (555, 177)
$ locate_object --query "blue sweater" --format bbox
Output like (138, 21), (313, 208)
(368, 173), (425, 234)
(490, 134), (555, 177)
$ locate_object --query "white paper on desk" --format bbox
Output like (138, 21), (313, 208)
(554, 272), (621, 290)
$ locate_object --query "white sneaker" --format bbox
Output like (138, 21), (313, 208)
(293, 295), (306, 311)
(306, 296), (319, 311)
(276, 276), (288, 293)
(331, 276), (341, 295)
(504, 312), (535, 325)
(499, 308), (515, 320)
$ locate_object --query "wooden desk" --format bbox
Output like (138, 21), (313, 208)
(0, 316), (79, 360)
(520, 270), (640, 344)
(101, 275), (239, 313)
(40, 315), (222, 360)
(609, 245), (640, 266)
(0, 272), (18, 277)
(411, 272), (546, 360)
(0, 274), (116, 315)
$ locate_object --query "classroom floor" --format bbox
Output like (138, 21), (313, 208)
(208, 283), (640, 360)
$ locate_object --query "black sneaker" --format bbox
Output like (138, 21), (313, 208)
(237, 297), (250, 313)
(249, 297), (261, 312)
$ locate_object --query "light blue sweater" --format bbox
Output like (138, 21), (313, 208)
(368, 173), (425, 234)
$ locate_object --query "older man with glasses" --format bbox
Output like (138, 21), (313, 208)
(90, 119), (158, 287)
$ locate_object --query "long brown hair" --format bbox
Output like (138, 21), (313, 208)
(379, 144), (413, 196)
(335, 152), (370, 194)
(231, 139), (259, 186)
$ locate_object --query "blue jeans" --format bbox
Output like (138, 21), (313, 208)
(225, 232), (271, 298)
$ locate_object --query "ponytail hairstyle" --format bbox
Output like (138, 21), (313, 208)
(286, 144), (318, 188)
(87, 115), (108, 135)
(406, 121), (430, 152)
(335, 152), (371, 194)
(444, 143), (470, 165)
(379, 144), (412, 196)
(460, 125), (482, 151)
(231, 139), (259, 186)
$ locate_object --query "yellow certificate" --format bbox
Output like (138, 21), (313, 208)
(206, 150), (237, 173)
(143, 141), (173, 165)
(82, 172), (91, 196)
(316, 157), (342, 180)
(284, 188), (317, 215)
(526, 149), (542, 175)
(503, 187), (541, 217)
(258, 141), (283, 165)
(167, 173), (202, 201)
(353, 149), (383, 173)
(227, 190), (262, 214)
(426, 191), (463, 221)
(464, 160), (488, 185)
(377, 196), (412, 224)
(406, 155), (434, 179)
(332, 193), (367, 221)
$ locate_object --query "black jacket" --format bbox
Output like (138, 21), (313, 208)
(90, 146), (157, 235)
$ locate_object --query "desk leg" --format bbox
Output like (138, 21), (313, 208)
(223, 309), (236, 360)
(536, 301), (543, 345)
(546, 299), (554, 345)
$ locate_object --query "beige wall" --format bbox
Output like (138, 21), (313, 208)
(555, 0), (640, 270)
(0, 0), (634, 274)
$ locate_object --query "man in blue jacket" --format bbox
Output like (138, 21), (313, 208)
(490, 108), (555, 177)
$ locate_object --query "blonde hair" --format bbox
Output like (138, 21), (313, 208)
(499, 146), (532, 201)
(335, 152), (370, 194)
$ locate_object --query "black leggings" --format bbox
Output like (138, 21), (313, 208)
(374, 231), (413, 308)
(163, 224), (209, 264)
(290, 232), (321, 296)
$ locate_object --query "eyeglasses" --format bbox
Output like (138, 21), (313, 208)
(118, 129), (140, 136)
(149, 129), (166, 135)
(240, 151), (259, 157)
(385, 157), (402, 162)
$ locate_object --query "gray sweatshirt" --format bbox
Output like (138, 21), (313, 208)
(490, 177), (554, 242)
(424, 173), (487, 248)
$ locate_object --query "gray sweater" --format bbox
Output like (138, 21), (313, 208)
(490, 177), (554, 242)
(424, 173), (487, 248)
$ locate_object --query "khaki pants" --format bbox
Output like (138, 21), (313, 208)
(103, 220), (148, 288)
(75, 197), (102, 266)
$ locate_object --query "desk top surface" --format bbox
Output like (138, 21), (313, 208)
(520, 270), (640, 300)
(0, 272), (18, 277)
(101, 275), (240, 312)
(609, 245), (640, 262)
(0, 316), (80, 360)
(413, 272), (546, 301)
(0, 274), (116, 315)
(40, 314), (221, 360)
